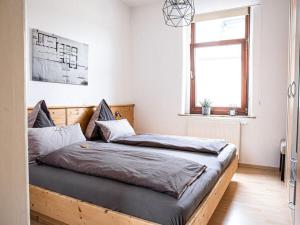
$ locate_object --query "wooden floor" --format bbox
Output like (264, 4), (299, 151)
(31, 167), (291, 225)
(208, 166), (291, 225)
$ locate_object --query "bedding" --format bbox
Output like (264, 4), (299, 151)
(113, 134), (227, 155)
(95, 119), (135, 142)
(28, 123), (86, 162)
(30, 142), (236, 225)
(28, 100), (55, 128)
(37, 141), (206, 199)
(85, 99), (115, 140)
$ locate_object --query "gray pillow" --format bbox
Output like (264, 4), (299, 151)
(28, 123), (86, 162)
(85, 99), (115, 140)
(95, 119), (135, 142)
(28, 100), (55, 128)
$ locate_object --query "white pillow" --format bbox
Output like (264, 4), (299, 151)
(95, 119), (135, 142)
(28, 123), (86, 162)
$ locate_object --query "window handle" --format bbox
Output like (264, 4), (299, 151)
(190, 71), (194, 80)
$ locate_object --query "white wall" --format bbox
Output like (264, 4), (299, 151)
(26, 0), (132, 107)
(0, 0), (29, 224)
(131, 0), (289, 167)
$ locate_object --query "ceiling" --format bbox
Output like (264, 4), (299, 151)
(122, 0), (161, 7)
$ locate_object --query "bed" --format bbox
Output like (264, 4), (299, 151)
(28, 105), (238, 225)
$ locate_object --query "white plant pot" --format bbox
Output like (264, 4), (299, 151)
(202, 107), (211, 115)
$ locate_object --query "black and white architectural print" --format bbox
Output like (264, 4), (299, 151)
(32, 29), (88, 85)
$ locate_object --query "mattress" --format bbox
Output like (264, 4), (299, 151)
(29, 142), (236, 225)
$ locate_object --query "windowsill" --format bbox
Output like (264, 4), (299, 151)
(178, 113), (256, 119)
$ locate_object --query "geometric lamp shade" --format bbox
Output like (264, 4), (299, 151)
(162, 0), (195, 27)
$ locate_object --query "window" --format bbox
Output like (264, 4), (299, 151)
(190, 10), (250, 115)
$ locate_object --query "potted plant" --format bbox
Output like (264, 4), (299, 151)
(200, 99), (212, 116)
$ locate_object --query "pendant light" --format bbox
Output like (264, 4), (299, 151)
(162, 0), (195, 27)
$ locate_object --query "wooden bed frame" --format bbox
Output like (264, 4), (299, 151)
(28, 104), (238, 225)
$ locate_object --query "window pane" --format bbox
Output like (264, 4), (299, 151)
(195, 44), (242, 108)
(195, 16), (245, 43)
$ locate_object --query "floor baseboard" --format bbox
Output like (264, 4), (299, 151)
(238, 163), (279, 171)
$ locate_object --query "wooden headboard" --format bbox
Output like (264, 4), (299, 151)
(28, 104), (134, 132)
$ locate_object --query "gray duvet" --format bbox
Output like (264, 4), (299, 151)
(30, 142), (237, 225)
(37, 142), (207, 199)
(113, 134), (227, 155)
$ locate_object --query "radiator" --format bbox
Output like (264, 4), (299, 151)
(186, 117), (241, 155)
